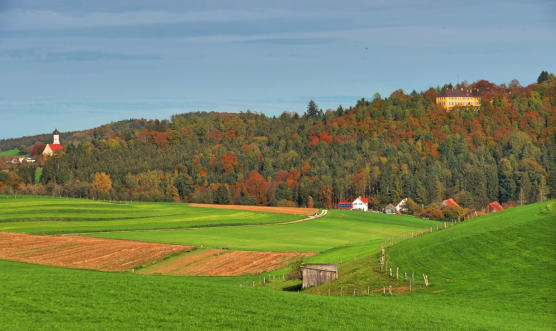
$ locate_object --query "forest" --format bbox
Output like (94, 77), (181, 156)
(1, 73), (555, 219)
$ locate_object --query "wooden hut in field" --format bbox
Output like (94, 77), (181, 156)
(300, 264), (338, 288)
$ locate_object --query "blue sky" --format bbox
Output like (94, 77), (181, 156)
(0, 0), (555, 139)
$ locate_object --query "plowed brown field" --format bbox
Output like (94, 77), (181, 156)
(189, 203), (318, 216)
(145, 249), (315, 276)
(0, 232), (194, 271)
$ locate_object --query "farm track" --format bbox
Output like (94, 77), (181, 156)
(0, 232), (194, 271)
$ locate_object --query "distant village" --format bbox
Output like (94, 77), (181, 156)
(339, 195), (505, 221)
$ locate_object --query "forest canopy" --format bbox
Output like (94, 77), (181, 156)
(1, 76), (555, 216)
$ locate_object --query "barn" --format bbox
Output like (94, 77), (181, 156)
(300, 264), (338, 288)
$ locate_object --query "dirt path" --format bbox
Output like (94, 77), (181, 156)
(0, 232), (193, 271)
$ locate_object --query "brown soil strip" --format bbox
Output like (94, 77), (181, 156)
(189, 203), (319, 216)
(143, 249), (225, 275)
(0, 232), (194, 271)
(174, 250), (315, 276)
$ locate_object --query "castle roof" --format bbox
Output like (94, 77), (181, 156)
(438, 88), (480, 98)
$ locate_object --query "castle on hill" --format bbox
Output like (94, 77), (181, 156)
(436, 88), (481, 110)
(42, 129), (64, 157)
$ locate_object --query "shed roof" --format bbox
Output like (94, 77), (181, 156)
(301, 264), (338, 272)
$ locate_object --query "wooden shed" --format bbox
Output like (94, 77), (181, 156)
(300, 264), (338, 288)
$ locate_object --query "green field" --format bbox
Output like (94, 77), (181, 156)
(0, 196), (554, 329)
(0, 148), (19, 156)
(92, 210), (436, 253)
(0, 195), (302, 234)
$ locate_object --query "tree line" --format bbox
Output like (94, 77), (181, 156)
(1, 74), (554, 220)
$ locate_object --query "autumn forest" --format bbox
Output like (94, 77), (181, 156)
(1, 75), (555, 220)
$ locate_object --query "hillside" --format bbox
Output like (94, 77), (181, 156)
(1, 78), (555, 217)
(0, 201), (554, 329)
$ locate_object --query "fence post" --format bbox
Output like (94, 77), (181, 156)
(396, 267), (399, 280)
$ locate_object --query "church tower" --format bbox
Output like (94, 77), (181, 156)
(53, 129), (60, 144)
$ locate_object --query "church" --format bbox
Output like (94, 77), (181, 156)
(42, 129), (64, 157)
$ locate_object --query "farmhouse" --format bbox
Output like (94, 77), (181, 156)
(352, 196), (368, 212)
(442, 198), (461, 208)
(487, 201), (504, 213)
(300, 264), (338, 288)
(42, 129), (64, 157)
(395, 198), (408, 213)
(384, 203), (397, 214)
(338, 197), (369, 211)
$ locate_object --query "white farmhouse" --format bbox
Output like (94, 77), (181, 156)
(395, 198), (408, 213)
(352, 196), (369, 212)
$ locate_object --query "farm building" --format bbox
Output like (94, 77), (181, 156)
(396, 198), (408, 213)
(384, 204), (397, 214)
(352, 197), (369, 212)
(442, 198), (461, 208)
(338, 202), (353, 209)
(487, 201), (504, 213)
(300, 264), (338, 288)
(338, 197), (369, 212)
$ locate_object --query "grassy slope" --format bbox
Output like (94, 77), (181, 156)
(0, 149), (19, 156)
(92, 210), (437, 253)
(385, 200), (556, 314)
(0, 260), (552, 330)
(0, 200), (554, 329)
(0, 195), (301, 234)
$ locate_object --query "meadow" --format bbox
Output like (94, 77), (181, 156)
(0, 148), (19, 157)
(0, 195), (301, 234)
(92, 210), (436, 253)
(0, 196), (554, 329)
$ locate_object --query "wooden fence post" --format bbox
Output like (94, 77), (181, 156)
(396, 267), (399, 280)
(389, 285), (393, 296)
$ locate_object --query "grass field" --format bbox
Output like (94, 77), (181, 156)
(0, 196), (554, 329)
(92, 210), (436, 254)
(0, 195), (302, 234)
(0, 149), (19, 156)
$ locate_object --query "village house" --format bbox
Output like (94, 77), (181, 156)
(442, 198), (461, 209)
(338, 196), (369, 212)
(352, 196), (369, 212)
(42, 129), (64, 157)
(486, 201), (504, 213)
(436, 88), (480, 111)
(395, 198), (408, 213)
(384, 203), (397, 214)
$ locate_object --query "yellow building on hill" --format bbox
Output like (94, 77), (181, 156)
(436, 88), (480, 110)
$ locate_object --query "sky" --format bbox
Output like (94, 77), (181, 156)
(0, 0), (555, 139)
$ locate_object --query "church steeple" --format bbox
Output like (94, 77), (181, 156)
(53, 129), (60, 144)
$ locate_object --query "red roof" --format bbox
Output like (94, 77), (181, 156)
(47, 144), (64, 152)
(442, 198), (461, 208)
(360, 198), (369, 204)
(488, 201), (504, 213)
